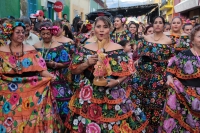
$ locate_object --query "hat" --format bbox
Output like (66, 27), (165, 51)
(34, 10), (44, 17)
(30, 14), (36, 19)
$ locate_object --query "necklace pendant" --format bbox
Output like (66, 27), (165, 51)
(16, 60), (22, 71)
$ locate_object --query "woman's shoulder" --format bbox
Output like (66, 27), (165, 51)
(163, 35), (173, 44)
(61, 37), (74, 44)
(144, 34), (172, 45)
(83, 42), (97, 51)
(24, 44), (36, 51)
(33, 41), (42, 48)
(110, 42), (123, 50)
(0, 45), (9, 52)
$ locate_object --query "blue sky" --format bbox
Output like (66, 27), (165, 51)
(106, 0), (148, 8)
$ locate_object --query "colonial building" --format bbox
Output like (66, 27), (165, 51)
(0, 0), (70, 21)
(0, 0), (106, 22)
(160, 0), (174, 22)
(70, 0), (106, 23)
(174, 0), (200, 20)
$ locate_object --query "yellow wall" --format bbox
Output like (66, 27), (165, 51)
(161, 0), (174, 22)
(70, 0), (90, 23)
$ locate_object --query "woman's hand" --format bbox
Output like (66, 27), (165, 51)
(166, 75), (174, 86)
(87, 55), (98, 66)
(134, 59), (139, 67)
(46, 61), (56, 68)
(50, 74), (56, 82)
(105, 79), (119, 88)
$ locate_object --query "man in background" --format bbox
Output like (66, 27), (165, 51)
(194, 16), (199, 26)
(63, 14), (69, 22)
(34, 10), (45, 32)
(190, 18), (196, 27)
(21, 17), (40, 45)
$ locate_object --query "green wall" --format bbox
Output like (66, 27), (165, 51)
(90, 0), (103, 12)
(62, 0), (70, 21)
(0, 0), (20, 18)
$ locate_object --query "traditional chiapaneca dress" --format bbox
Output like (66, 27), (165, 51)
(132, 39), (175, 132)
(57, 42), (77, 87)
(110, 30), (134, 43)
(36, 45), (72, 122)
(159, 49), (200, 133)
(65, 47), (148, 133)
(0, 50), (61, 133)
(167, 34), (191, 54)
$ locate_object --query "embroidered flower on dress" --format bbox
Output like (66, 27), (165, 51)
(29, 76), (38, 86)
(120, 120), (132, 133)
(8, 82), (18, 92)
(22, 58), (32, 68)
(86, 122), (101, 133)
(18, 122), (26, 132)
(108, 124), (112, 130)
(191, 98), (200, 111)
(79, 85), (93, 101)
(163, 118), (176, 133)
(115, 105), (121, 111)
(61, 102), (69, 114)
(78, 122), (84, 132)
(52, 87), (59, 97)
(9, 93), (19, 105)
(186, 113), (195, 128)
(174, 80), (184, 93)
(9, 55), (16, 64)
(184, 60), (194, 74)
(0, 124), (6, 133)
(4, 117), (13, 127)
(2, 102), (11, 114)
(22, 99), (31, 110)
(60, 50), (69, 62)
(81, 118), (86, 124)
(87, 104), (102, 120)
(73, 119), (78, 125)
(12, 77), (22, 83)
(167, 94), (177, 110)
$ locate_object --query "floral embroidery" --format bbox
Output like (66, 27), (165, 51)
(36, 45), (72, 122)
(0, 124), (6, 133)
(9, 93), (20, 105)
(0, 50), (62, 132)
(132, 39), (174, 131)
(4, 117), (13, 127)
(8, 55), (16, 64)
(2, 102), (12, 114)
(86, 122), (101, 133)
(8, 82), (18, 92)
(79, 85), (93, 101)
(22, 58), (32, 68)
(160, 50), (200, 132)
(65, 47), (147, 132)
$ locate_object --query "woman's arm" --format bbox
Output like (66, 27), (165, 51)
(46, 61), (68, 69)
(39, 70), (53, 77)
(71, 61), (90, 74)
(106, 76), (127, 88)
(71, 55), (98, 74)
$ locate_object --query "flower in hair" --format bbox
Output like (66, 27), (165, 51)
(14, 22), (25, 29)
(122, 17), (127, 23)
(185, 19), (191, 24)
(85, 20), (90, 24)
(51, 26), (60, 36)
(2, 23), (13, 38)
